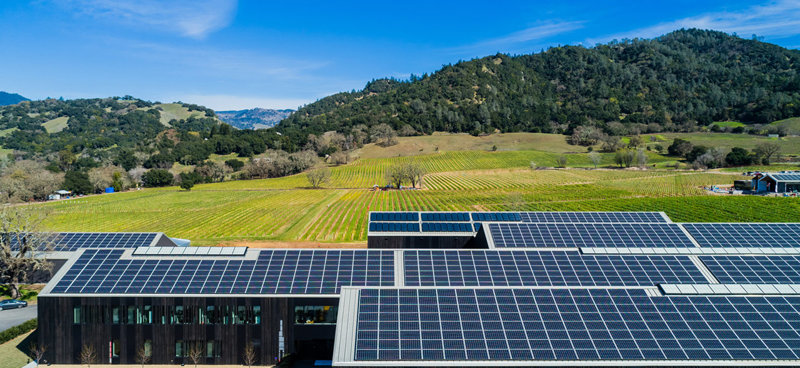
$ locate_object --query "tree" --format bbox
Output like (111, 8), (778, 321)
(0, 209), (54, 299)
(685, 146), (709, 163)
(399, 124), (416, 137)
(242, 342), (258, 367)
(28, 342), (48, 365)
(329, 151), (348, 166)
(186, 343), (204, 368)
(628, 135), (643, 148)
(601, 136), (625, 152)
(556, 155), (568, 168)
(403, 162), (426, 188)
(588, 151), (602, 169)
(64, 171), (92, 195)
(78, 344), (98, 368)
(225, 159), (245, 172)
(668, 138), (693, 157)
(369, 124), (398, 147)
(134, 343), (152, 368)
(180, 179), (194, 191)
(613, 149), (635, 167)
(306, 167), (331, 188)
(637, 149), (648, 168)
(385, 164), (405, 188)
(88, 167), (113, 193)
(142, 169), (172, 187)
(754, 142), (780, 164)
(726, 147), (753, 166)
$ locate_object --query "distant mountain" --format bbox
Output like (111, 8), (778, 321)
(216, 108), (293, 129)
(0, 91), (30, 106)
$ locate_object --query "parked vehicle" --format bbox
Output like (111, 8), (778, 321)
(0, 299), (28, 311)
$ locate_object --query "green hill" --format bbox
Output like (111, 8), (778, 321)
(277, 29), (800, 145)
(0, 91), (29, 106)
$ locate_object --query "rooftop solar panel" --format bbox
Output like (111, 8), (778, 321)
(421, 212), (470, 222)
(352, 288), (800, 362)
(369, 212), (419, 222)
(700, 255), (800, 284)
(404, 250), (708, 287)
(471, 212), (522, 222)
(490, 223), (696, 248)
(50, 249), (394, 295)
(421, 223), (473, 232)
(682, 223), (800, 248)
(8, 232), (159, 251)
(520, 211), (668, 223)
(771, 174), (800, 181)
(368, 222), (420, 232)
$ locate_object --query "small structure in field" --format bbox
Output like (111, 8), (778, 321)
(751, 172), (800, 193)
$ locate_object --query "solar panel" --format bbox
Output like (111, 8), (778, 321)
(490, 223), (696, 248)
(701, 255), (800, 284)
(421, 213), (470, 222)
(8, 232), (159, 251)
(51, 249), (394, 294)
(404, 250), (708, 287)
(683, 223), (800, 248)
(369, 212), (419, 222)
(353, 288), (800, 362)
(771, 174), (800, 181)
(471, 212), (522, 222)
(421, 223), (473, 232)
(368, 222), (420, 232)
(520, 212), (668, 223)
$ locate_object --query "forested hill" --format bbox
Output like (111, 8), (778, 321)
(0, 91), (29, 106)
(217, 108), (294, 129)
(276, 29), (800, 143)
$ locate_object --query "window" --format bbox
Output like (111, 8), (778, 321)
(236, 306), (246, 325)
(294, 306), (338, 324)
(175, 340), (184, 357)
(141, 305), (152, 324)
(112, 340), (121, 357)
(144, 340), (152, 357)
(112, 307), (120, 324)
(174, 306), (184, 324)
(127, 306), (136, 324)
(73, 306), (81, 324)
(253, 306), (261, 325)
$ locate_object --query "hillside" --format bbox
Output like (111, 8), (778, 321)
(217, 108), (294, 129)
(0, 91), (29, 106)
(276, 29), (800, 145)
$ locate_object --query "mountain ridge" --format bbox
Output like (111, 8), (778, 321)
(217, 108), (294, 130)
(0, 91), (30, 106)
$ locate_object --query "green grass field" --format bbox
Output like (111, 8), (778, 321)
(149, 103), (212, 127)
(41, 116), (69, 133)
(659, 132), (800, 155)
(712, 121), (745, 128)
(0, 331), (34, 368)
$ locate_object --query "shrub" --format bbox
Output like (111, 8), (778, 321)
(0, 318), (37, 345)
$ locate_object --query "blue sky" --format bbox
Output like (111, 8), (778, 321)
(1, 0), (800, 111)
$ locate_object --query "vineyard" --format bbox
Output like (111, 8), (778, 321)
(27, 147), (800, 246)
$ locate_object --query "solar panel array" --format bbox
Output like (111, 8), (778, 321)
(370, 212), (418, 222)
(9, 232), (159, 251)
(421, 223), (473, 232)
(682, 223), (800, 248)
(471, 212), (522, 222)
(701, 255), (800, 284)
(354, 288), (800, 361)
(404, 250), (709, 287)
(51, 249), (394, 294)
(520, 212), (668, 223)
(771, 174), (800, 181)
(369, 223), (420, 232)
(421, 213), (470, 222)
(489, 223), (696, 248)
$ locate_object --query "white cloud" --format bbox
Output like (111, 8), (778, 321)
(453, 20), (585, 53)
(587, 0), (800, 44)
(174, 94), (314, 111)
(61, 0), (237, 38)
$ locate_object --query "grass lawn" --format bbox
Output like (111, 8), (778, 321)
(660, 132), (800, 155)
(0, 330), (34, 368)
(41, 116), (68, 133)
(712, 121), (745, 128)
(771, 117), (800, 133)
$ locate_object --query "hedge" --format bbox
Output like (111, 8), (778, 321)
(0, 318), (37, 345)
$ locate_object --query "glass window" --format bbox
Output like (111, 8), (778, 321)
(144, 340), (152, 357)
(127, 306), (136, 324)
(142, 305), (152, 324)
(175, 340), (184, 357)
(237, 306), (246, 325)
(253, 306), (261, 325)
(112, 307), (120, 324)
(112, 340), (121, 357)
(293, 306), (338, 325)
(204, 306), (215, 324)
(174, 306), (184, 324)
(206, 341), (215, 358)
(73, 306), (81, 324)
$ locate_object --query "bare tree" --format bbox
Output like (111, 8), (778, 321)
(134, 343), (152, 368)
(754, 142), (780, 164)
(403, 162), (426, 188)
(242, 342), (258, 367)
(78, 344), (98, 368)
(88, 167), (114, 193)
(370, 124), (398, 147)
(0, 209), (54, 299)
(637, 149), (648, 168)
(329, 151), (349, 166)
(306, 167), (331, 188)
(186, 343), (204, 368)
(385, 164), (405, 188)
(29, 342), (49, 365)
(588, 151), (602, 169)
(399, 124), (417, 137)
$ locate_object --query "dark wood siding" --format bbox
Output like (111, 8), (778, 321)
(39, 296), (293, 365)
